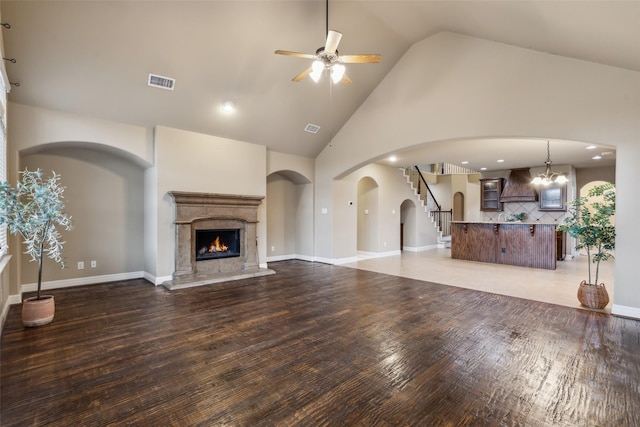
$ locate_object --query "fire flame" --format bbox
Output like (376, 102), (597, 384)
(208, 236), (229, 253)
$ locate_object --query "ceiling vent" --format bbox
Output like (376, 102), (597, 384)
(304, 124), (321, 134)
(147, 74), (175, 90)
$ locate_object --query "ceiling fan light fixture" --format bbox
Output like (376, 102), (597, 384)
(331, 63), (345, 84)
(310, 60), (324, 82)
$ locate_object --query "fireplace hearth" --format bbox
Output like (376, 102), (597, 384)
(163, 192), (275, 290)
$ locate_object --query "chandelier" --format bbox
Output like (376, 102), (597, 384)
(531, 141), (568, 186)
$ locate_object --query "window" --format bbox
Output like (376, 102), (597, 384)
(0, 62), (7, 255)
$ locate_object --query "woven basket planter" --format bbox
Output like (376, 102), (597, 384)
(577, 280), (609, 309)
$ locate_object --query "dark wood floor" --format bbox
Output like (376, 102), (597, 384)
(2, 260), (640, 426)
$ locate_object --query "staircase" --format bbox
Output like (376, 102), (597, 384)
(402, 165), (453, 248)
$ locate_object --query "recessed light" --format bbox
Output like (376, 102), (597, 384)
(221, 101), (235, 112)
(601, 151), (613, 156)
(461, 161), (469, 165)
(586, 145), (597, 150)
(388, 155), (397, 162)
(497, 159), (504, 163)
(480, 167), (487, 171)
(592, 155), (602, 160)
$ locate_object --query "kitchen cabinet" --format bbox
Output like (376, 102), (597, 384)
(539, 182), (566, 211)
(480, 178), (504, 212)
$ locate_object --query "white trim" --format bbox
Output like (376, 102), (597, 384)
(611, 304), (640, 320)
(21, 271), (146, 293)
(266, 254), (295, 262)
(332, 256), (359, 265)
(0, 253), (11, 272)
(147, 272), (173, 286)
(266, 254), (315, 263)
(357, 250), (402, 259)
(402, 244), (440, 252)
(1, 293), (21, 333)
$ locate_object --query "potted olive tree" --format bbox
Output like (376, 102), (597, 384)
(558, 182), (615, 309)
(0, 169), (72, 326)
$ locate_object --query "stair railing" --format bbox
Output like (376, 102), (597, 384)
(414, 166), (441, 211)
(413, 166), (452, 236)
(431, 209), (453, 237)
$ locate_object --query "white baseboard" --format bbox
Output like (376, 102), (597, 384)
(147, 273), (173, 286)
(331, 256), (359, 265)
(21, 271), (146, 293)
(611, 304), (640, 320)
(403, 244), (440, 252)
(1, 293), (22, 333)
(266, 254), (295, 262)
(357, 250), (402, 259)
(265, 254), (315, 263)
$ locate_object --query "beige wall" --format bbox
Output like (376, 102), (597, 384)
(314, 32), (640, 316)
(4, 103), (150, 298)
(2, 31), (637, 318)
(266, 151), (315, 261)
(21, 148), (145, 284)
(152, 126), (268, 280)
(266, 174), (298, 258)
(338, 163), (439, 260)
(576, 166), (615, 189)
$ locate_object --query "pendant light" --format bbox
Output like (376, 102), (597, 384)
(531, 141), (568, 186)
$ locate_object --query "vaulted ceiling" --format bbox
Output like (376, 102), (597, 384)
(2, 1), (637, 170)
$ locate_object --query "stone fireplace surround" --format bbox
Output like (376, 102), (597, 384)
(162, 191), (274, 290)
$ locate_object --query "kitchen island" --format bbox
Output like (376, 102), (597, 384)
(451, 221), (557, 270)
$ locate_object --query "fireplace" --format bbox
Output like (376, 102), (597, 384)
(195, 229), (240, 261)
(163, 192), (275, 290)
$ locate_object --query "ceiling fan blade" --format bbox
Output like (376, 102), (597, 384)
(292, 67), (313, 82)
(324, 30), (342, 54)
(340, 73), (352, 86)
(340, 54), (382, 64)
(274, 50), (316, 60)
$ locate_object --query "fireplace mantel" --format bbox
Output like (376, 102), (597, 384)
(163, 191), (274, 290)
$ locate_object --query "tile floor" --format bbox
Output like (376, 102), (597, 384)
(341, 248), (614, 313)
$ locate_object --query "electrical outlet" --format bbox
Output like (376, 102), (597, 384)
(90, 260), (97, 268)
(77, 261), (84, 270)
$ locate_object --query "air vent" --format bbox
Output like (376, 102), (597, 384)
(304, 124), (321, 134)
(147, 74), (175, 90)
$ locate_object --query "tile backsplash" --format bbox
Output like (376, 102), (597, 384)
(482, 202), (568, 223)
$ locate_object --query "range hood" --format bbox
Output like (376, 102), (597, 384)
(500, 168), (538, 203)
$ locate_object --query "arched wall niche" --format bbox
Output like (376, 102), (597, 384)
(16, 143), (146, 289)
(266, 169), (314, 261)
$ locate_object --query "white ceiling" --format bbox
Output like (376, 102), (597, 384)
(2, 1), (635, 171)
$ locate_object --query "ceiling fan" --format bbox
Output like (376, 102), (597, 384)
(274, 0), (381, 85)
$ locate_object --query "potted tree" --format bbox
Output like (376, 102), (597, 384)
(0, 168), (72, 326)
(558, 182), (615, 309)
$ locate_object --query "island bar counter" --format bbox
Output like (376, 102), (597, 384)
(451, 222), (557, 270)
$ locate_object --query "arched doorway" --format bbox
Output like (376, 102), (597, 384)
(400, 199), (417, 251)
